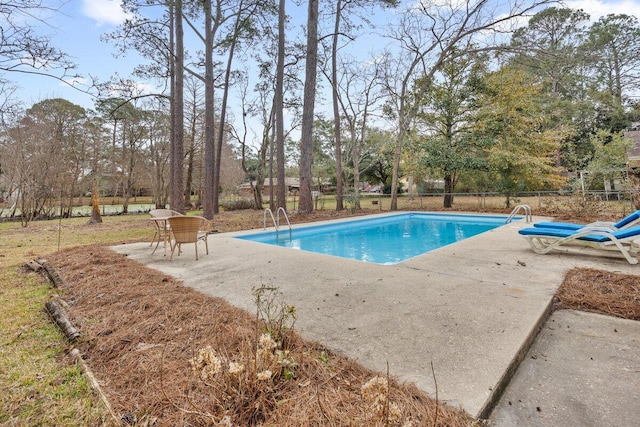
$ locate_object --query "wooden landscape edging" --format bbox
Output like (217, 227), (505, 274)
(24, 258), (122, 426)
(45, 300), (80, 342)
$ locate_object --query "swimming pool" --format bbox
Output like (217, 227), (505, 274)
(237, 212), (513, 265)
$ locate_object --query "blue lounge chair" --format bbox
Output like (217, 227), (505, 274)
(533, 210), (640, 231)
(519, 225), (640, 264)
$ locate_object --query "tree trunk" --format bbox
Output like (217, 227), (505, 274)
(185, 90), (197, 208)
(121, 124), (129, 214)
(253, 153), (265, 210)
(269, 117), (275, 211)
(390, 126), (405, 210)
(275, 0), (286, 211)
(150, 140), (165, 209)
(352, 124), (361, 210)
(88, 180), (102, 224)
(124, 152), (135, 214)
(203, 0), (215, 219)
(298, 0), (319, 214)
(444, 173), (454, 208)
(613, 47), (623, 106)
(214, 0), (246, 214)
(332, 0), (343, 211)
(170, 0), (185, 214)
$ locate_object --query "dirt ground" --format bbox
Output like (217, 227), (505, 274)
(38, 209), (640, 426)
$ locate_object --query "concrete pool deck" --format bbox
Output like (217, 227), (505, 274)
(112, 212), (640, 422)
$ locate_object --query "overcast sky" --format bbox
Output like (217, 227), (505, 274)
(6, 0), (640, 112)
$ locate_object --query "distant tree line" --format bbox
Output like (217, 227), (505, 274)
(0, 96), (243, 223)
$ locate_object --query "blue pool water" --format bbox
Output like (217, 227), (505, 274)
(237, 213), (511, 265)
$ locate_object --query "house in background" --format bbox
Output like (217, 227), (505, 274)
(239, 177), (301, 197)
(624, 128), (640, 205)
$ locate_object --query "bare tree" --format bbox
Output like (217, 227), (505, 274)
(0, 1), (76, 87)
(84, 114), (106, 224)
(1, 99), (88, 224)
(144, 103), (171, 209)
(235, 70), (270, 209)
(338, 56), (385, 210)
(213, 0), (250, 214)
(108, 1), (186, 212)
(323, 0), (398, 211)
(184, 75), (204, 208)
(190, 0), (276, 217)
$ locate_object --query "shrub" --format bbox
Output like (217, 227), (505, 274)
(220, 198), (255, 211)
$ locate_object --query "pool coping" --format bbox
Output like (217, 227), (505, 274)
(112, 211), (639, 419)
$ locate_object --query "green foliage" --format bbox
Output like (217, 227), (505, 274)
(311, 118), (338, 185)
(510, 7), (590, 98)
(587, 130), (632, 173)
(408, 51), (492, 206)
(344, 190), (360, 213)
(360, 129), (398, 191)
(473, 67), (566, 206)
(587, 14), (640, 106)
(506, 8), (640, 179)
(582, 130), (632, 190)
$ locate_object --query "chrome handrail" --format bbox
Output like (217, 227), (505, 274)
(276, 207), (292, 233)
(263, 208), (278, 230)
(506, 204), (532, 223)
(264, 208), (292, 237)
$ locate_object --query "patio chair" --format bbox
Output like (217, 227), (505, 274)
(149, 208), (183, 218)
(149, 209), (184, 255)
(518, 225), (640, 264)
(167, 215), (212, 261)
(533, 210), (640, 232)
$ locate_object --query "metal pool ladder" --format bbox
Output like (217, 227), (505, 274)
(506, 204), (532, 223)
(263, 207), (292, 235)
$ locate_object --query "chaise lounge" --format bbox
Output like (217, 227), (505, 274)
(533, 210), (640, 231)
(518, 225), (640, 264)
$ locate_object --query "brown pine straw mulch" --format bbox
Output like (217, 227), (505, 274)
(556, 268), (640, 321)
(46, 245), (477, 427)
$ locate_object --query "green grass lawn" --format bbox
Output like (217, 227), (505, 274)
(0, 215), (153, 426)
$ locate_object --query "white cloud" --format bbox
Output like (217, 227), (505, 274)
(490, 1), (640, 34)
(81, 0), (130, 26)
(563, 0), (640, 21)
(133, 81), (157, 96)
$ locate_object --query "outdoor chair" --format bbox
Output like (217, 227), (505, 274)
(533, 210), (640, 232)
(519, 225), (640, 264)
(167, 215), (212, 261)
(149, 209), (184, 255)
